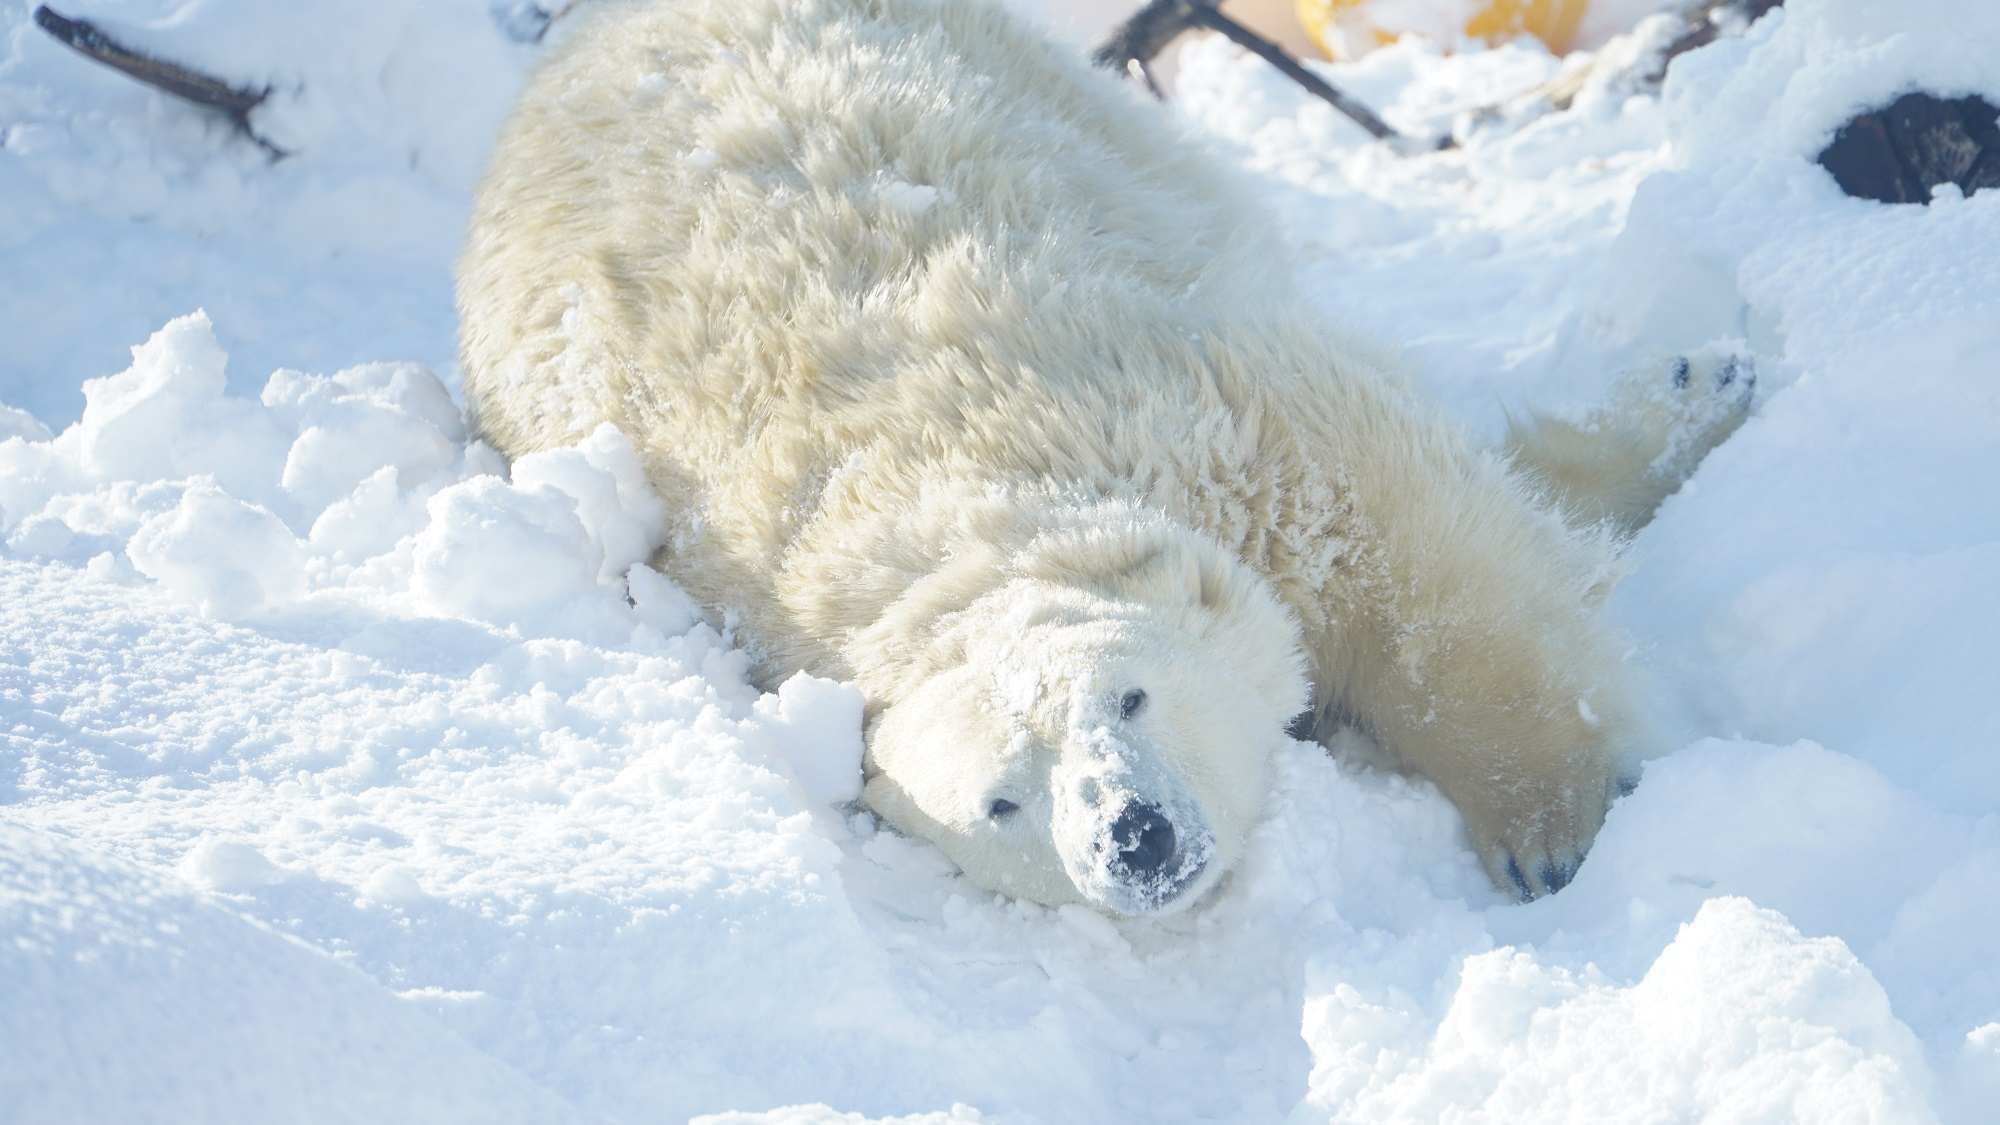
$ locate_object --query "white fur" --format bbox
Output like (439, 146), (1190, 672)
(459, 0), (1726, 909)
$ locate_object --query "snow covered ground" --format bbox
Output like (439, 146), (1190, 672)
(4, 0), (1998, 1121)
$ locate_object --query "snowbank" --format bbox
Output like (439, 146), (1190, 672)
(3, 0), (1997, 1122)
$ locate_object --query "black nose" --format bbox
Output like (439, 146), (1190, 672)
(1110, 802), (1176, 877)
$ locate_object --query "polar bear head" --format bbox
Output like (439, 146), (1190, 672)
(859, 519), (1308, 915)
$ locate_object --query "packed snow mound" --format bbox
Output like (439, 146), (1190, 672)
(4, 0), (2000, 1122)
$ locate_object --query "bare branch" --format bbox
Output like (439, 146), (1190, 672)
(492, 0), (587, 45)
(1126, 56), (1166, 101)
(32, 4), (287, 159)
(1091, 0), (1201, 74)
(1093, 0), (1441, 151)
(1647, 0), (1785, 85)
(1183, 4), (1432, 148)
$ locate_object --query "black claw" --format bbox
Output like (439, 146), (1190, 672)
(1715, 360), (1739, 388)
(1614, 775), (1639, 798)
(1539, 860), (1575, 894)
(1285, 710), (1315, 740)
(1505, 856), (1533, 900)
(1671, 357), (1692, 389)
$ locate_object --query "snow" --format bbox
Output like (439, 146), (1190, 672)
(2, 0), (1996, 1122)
(1301, 896), (1936, 1122)
(877, 179), (948, 217)
(0, 0), (535, 425)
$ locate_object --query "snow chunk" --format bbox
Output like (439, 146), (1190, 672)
(128, 482), (306, 619)
(406, 425), (668, 637)
(265, 360), (464, 520)
(69, 312), (289, 510)
(360, 864), (428, 904)
(0, 436), (80, 535)
(307, 465), (421, 562)
(178, 838), (289, 891)
(878, 180), (948, 216)
(510, 423), (667, 583)
(627, 561), (702, 638)
(0, 403), (51, 444)
(410, 474), (602, 631)
(751, 672), (867, 806)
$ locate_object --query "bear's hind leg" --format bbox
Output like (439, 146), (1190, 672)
(1506, 349), (1756, 535)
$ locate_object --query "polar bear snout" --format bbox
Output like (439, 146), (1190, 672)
(1104, 800), (1211, 910)
(1110, 801), (1175, 877)
(1056, 765), (1219, 915)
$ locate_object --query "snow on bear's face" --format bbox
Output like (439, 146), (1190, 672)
(861, 535), (1308, 915)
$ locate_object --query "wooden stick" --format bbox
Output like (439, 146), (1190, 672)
(1182, 4), (1420, 145)
(1091, 0), (1201, 75)
(1649, 0), (1784, 84)
(493, 0), (585, 45)
(1126, 56), (1167, 101)
(32, 5), (288, 159)
(1093, 0), (1442, 150)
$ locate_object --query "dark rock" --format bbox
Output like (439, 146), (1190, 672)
(1818, 92), (2000, 204)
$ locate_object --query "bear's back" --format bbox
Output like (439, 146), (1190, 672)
(457, 0), (1292, 521)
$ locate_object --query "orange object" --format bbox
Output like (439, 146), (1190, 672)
(1296, 0), (1594, 59)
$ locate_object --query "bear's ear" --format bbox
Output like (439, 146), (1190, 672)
(1115, 538), (1241, 616)
(1012, 522), (1273, 618)
(846, 540), (1011, 700)
(1118, 534), (1267, 620)
(1014, 522), (1309, 719)
(1009, 525), (1170, 594)
(1016, 522), (1296, 638)
(1139, 541), (1311, 721)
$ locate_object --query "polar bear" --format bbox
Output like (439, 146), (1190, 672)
(457, 0), (1750, 912)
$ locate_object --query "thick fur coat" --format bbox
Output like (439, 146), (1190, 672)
(459, 0), (1743, 909)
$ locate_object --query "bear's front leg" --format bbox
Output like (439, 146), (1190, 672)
(1329, 608), (1635, 897)
(1312, 410), (1644, 898)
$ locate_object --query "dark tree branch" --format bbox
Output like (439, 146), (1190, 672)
(1126, 56), (1167, 101)
(1091, 0), (1203, 74)
(1182, 4), (1423, 146)
(492, 0), (585, 45)
(1646, 0), (1785, 85)
(1093, 0), (1441, 150)
(33, 4), (288, 159)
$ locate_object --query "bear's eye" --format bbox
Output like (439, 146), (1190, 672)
(987, 798), (1020, 820)
(1120, 689), (1147, 720)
